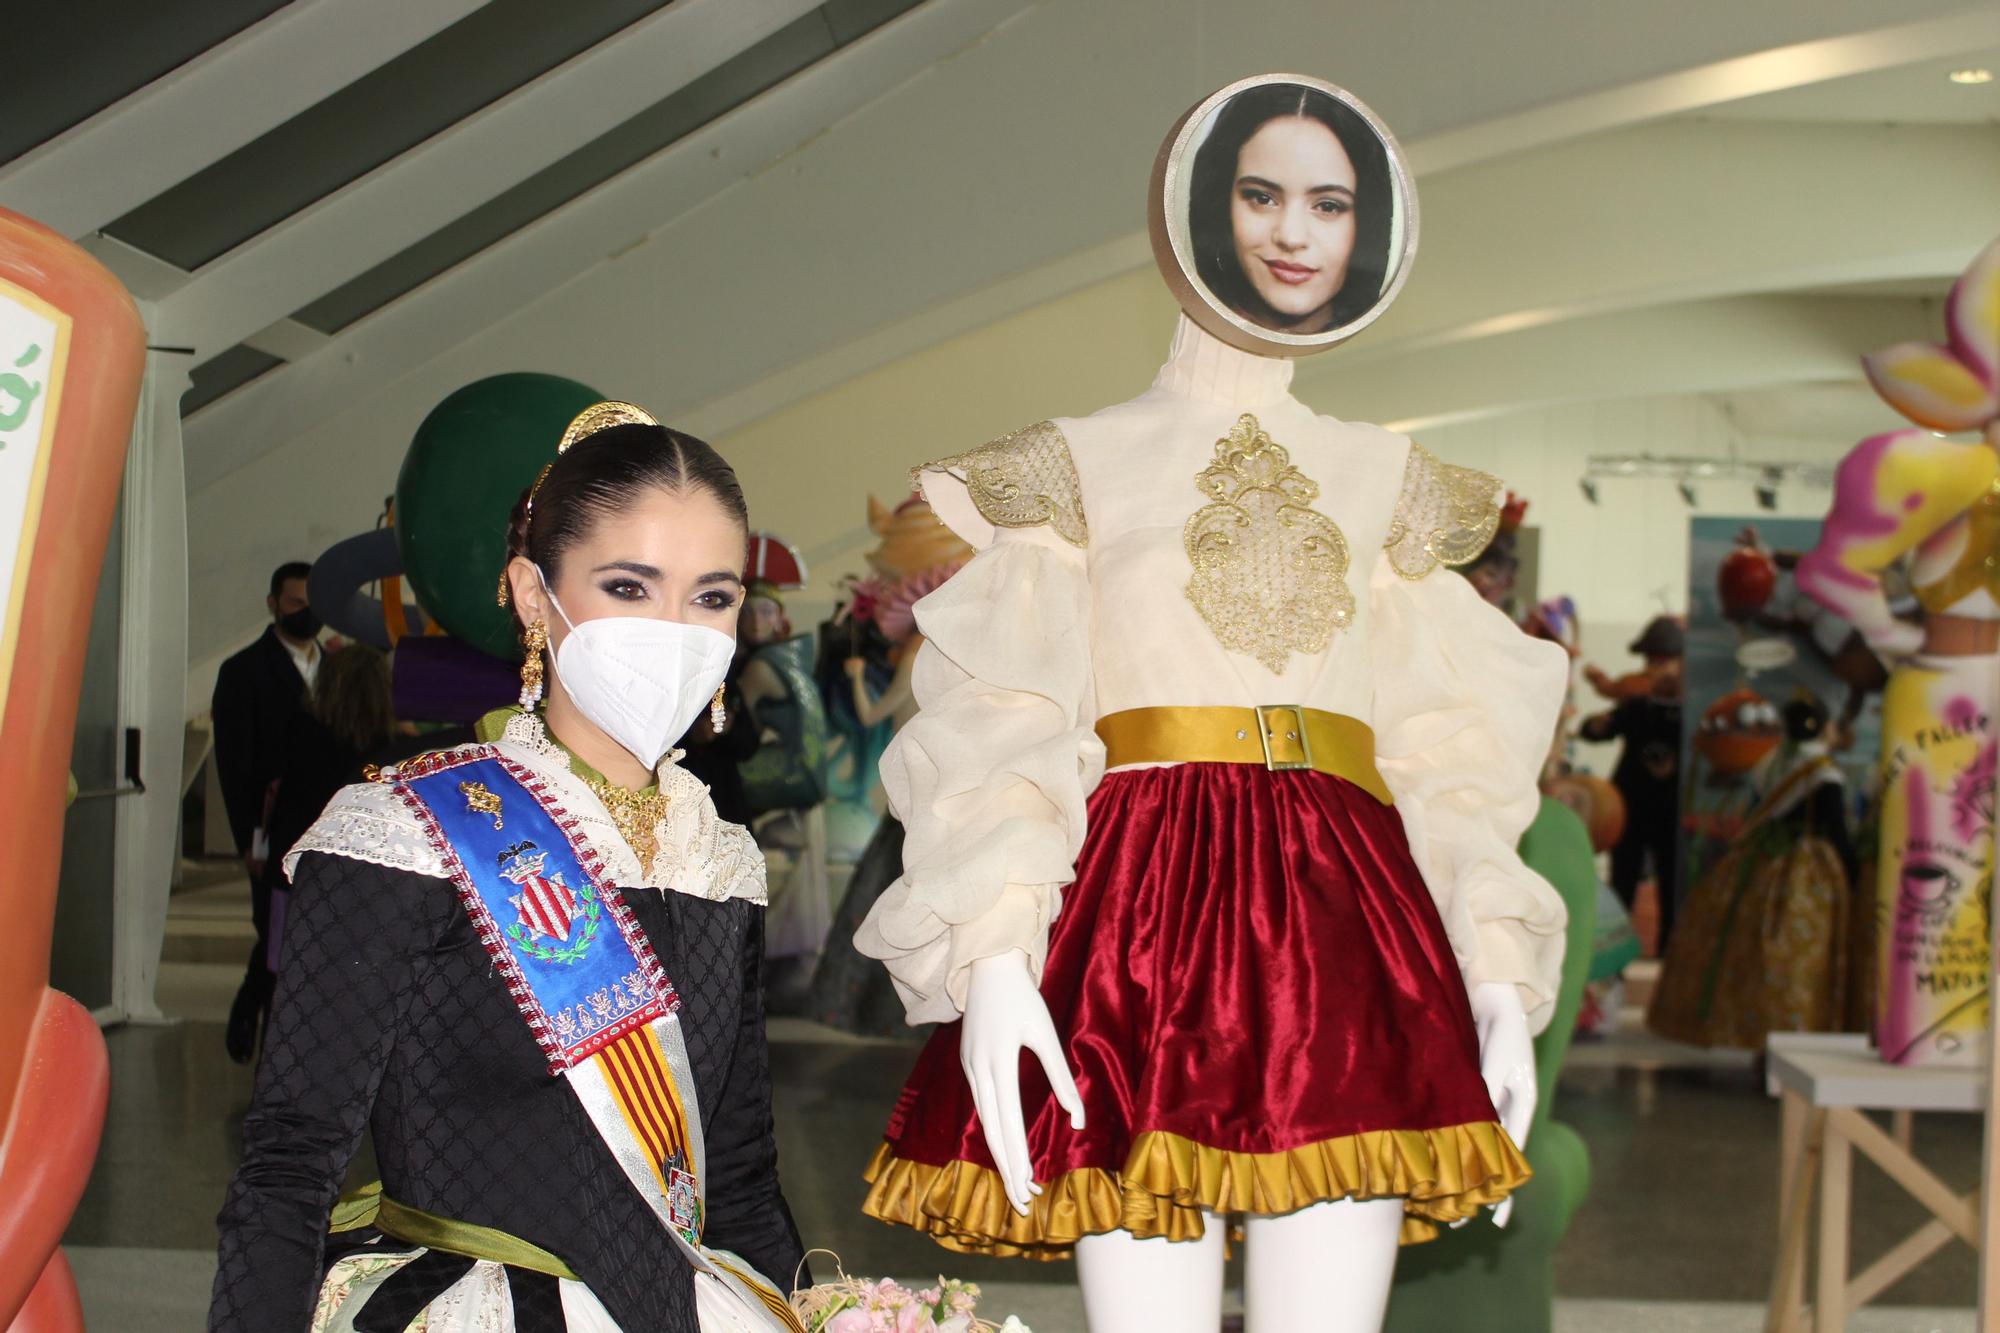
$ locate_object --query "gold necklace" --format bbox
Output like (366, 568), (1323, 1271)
(583, 776), (671, 869)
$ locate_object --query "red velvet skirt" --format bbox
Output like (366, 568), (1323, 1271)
(860, 762), (1530, 1258)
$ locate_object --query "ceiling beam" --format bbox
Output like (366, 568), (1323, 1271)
(159, 0), (824, 365)
(1297, 295), (1936, 431)
(1410, 6), (2000, 174)
(243, 320), (333, 363)
(181, 0), (1039, 489)
(77, 235), (326, 377)
(0, 0), (488, 238)
(1336, 119), (2000, 369)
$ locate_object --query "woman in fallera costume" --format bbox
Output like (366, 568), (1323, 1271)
(1649, 694), (1862, 1048)
(210, 403), (807, 1332)
(1188, 82), (1394, 336)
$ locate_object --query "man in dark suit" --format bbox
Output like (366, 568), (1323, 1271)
(212, 560), (320, 1062)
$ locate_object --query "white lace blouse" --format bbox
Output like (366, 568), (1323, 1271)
(284, 709), (768, 905)
(854, 316), (1570, 1032)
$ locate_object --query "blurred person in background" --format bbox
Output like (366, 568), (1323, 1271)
(212, 559), (320, 1063)
(252, 644), (401, 1052)
(1580, 615), (1686, 949)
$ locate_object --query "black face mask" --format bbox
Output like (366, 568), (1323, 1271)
(278, 607), (321, 641)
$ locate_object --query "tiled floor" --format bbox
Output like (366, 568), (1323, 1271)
(63, 873), (1984, 1329)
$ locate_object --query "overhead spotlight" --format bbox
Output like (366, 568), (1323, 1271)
(1678, 481), (1698, 507)
(1949, 67), (1994, 85)
(1756, 467), (1781, 512)
(1579, 477), (1599, 505)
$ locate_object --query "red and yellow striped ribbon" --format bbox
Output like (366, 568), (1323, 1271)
(596, 1027), (693, 1198)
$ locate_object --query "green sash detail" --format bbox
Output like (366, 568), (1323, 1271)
(330, 1181), (581, 1281)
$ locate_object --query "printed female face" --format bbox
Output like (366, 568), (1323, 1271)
(1229, 115), (1357, 333)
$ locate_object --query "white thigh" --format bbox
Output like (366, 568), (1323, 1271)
(1075, 1217), (1226, 1333)
(1244, 1197), (1403, 1333)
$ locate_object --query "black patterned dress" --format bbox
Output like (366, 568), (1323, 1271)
(210, 713), (808, 1331)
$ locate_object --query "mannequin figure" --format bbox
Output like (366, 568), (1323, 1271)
(851, 78), (1567, 1331)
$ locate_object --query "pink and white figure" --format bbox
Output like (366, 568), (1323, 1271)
(1797, 233), (2000, 1066)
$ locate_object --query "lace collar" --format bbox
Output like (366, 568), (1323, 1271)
(283, 713), (766, 905)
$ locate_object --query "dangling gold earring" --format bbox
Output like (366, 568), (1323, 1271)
(710, 685), (727, 734)
(519, 622), (548, 709)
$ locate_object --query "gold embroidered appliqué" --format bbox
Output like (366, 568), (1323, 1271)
(917, 420), (1088, 547)
(1384, 442), (1502, 579)
(1184, 414), (1354, 673)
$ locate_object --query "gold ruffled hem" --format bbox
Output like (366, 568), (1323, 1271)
(861, 1121), (1530, 1260)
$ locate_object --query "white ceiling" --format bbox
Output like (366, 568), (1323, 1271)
(7, 0), (1995, 674)
(1703, 47), (2000, 123)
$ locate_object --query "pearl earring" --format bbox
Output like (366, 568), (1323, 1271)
(519, 622), (548, 709)
(710, 685), (727, 734)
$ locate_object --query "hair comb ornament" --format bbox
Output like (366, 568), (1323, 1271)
(503, 400), (668, 609)
(558, 400), (660, 453)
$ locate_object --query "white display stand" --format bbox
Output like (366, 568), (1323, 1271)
(1763, 1032), (1985, 1331)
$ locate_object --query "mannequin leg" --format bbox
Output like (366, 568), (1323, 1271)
(1075, 1216), (1225, 1333)
(1243, 1198), (1404, 1333)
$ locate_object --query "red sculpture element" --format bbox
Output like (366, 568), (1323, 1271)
(745, 530), (809, 591)
(1718, 533), (1778, 623)
(1694, 686), (1782, 778)
(0, 208), (145, 1333)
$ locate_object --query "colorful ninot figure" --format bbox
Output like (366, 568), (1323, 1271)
(1693, 687), (1784, 780)
(1797, 233), (2000, 1065)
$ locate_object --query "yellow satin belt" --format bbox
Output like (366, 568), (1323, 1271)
(330, 1181), (581, 1281)
(1094, 705), (1393, 805)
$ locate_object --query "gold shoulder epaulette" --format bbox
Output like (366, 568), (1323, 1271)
(1383, 442), (1502, 580)
(914, 420), (1088, 548)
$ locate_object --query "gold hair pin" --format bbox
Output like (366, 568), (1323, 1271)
(503, 400), (664, 608)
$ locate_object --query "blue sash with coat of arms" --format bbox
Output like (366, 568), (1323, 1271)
(385, 745), (801, 1330)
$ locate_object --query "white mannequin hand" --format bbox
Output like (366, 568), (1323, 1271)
(1469, 980), (1536, 1229)
(961, 950), (1087, 1215)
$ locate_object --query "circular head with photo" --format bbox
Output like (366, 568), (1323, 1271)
(1149, 74), (1418, 357)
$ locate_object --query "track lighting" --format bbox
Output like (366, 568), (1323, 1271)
(1756, 468), (1780, 512)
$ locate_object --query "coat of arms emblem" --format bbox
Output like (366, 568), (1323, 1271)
(667, 1162), (703, 1243)
(498, 841), (601, 964)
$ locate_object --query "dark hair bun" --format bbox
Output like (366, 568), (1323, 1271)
(501, 422), (747, 627)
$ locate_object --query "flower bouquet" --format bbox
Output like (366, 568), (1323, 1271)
(789, 1256), (1031, 1333)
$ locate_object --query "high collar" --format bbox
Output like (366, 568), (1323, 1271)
(1151, 314), (1295, 407)
(478, 705), (668, 793)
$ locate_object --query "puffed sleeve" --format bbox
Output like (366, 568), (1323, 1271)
(853, 423), (1105, 1023)
(1368, 444), (1570, 1033)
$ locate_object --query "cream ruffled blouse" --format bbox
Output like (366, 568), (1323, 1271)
(854, 316), (1571, 1032)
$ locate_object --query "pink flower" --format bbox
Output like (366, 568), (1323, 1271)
(825, 1311), (873, 1333)
(896, 1305), (928, 1333)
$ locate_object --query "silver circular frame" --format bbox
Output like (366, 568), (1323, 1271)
(1148, 74), (1419, 358)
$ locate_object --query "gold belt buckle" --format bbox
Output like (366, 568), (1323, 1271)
(1256, 705), (1314, 772)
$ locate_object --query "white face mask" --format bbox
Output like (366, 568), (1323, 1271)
(538, 570), (736, 771)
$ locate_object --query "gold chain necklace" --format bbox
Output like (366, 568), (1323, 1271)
(583, 776), (671, 870)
